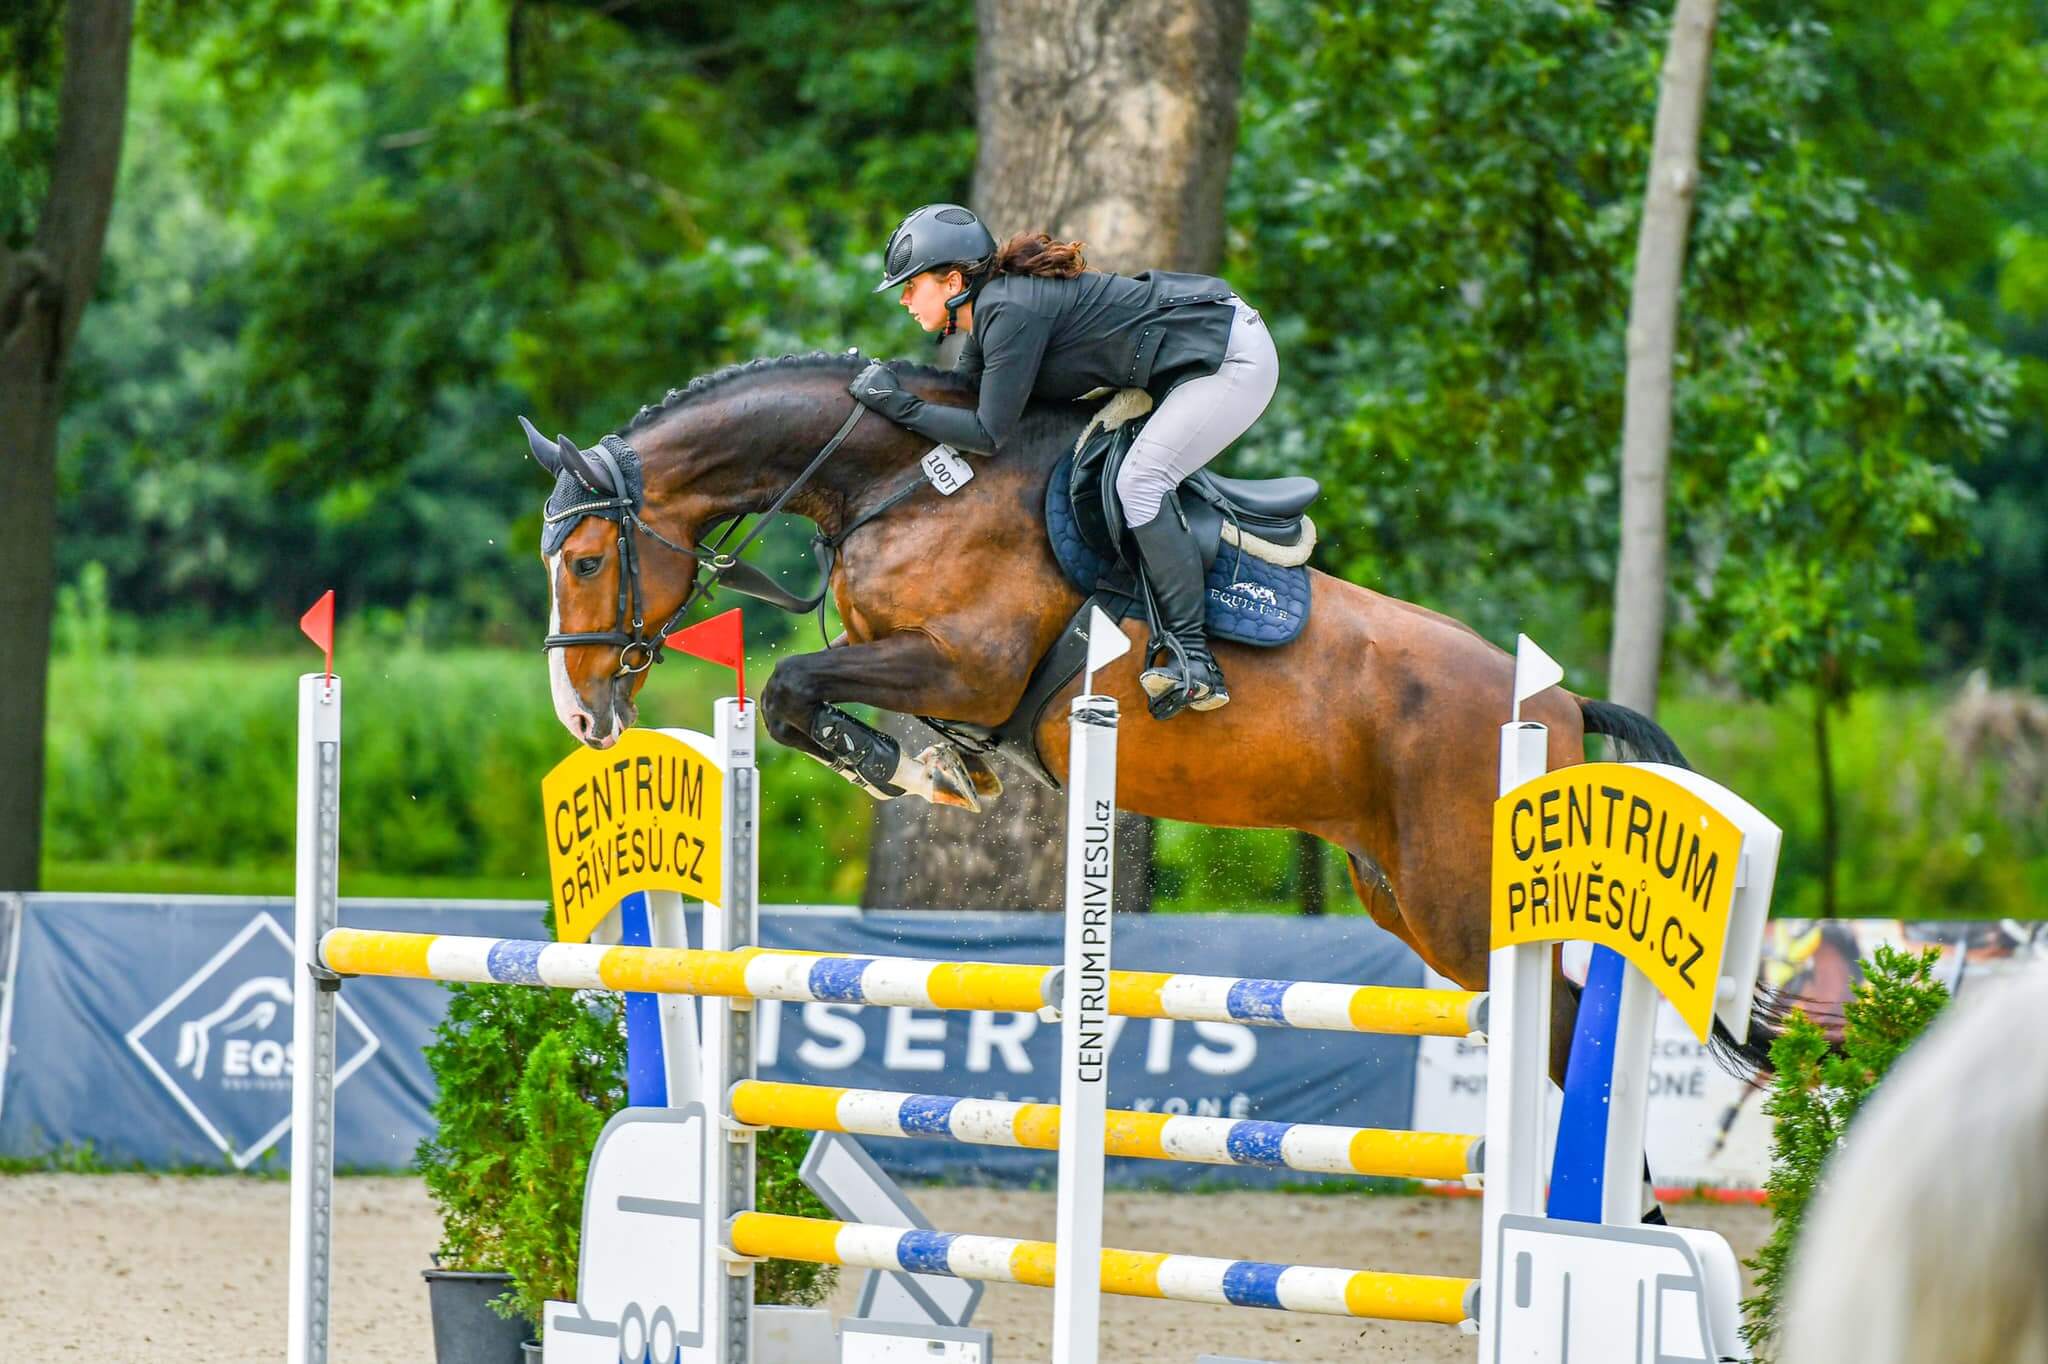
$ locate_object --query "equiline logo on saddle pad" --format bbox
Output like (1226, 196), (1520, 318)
(1043, 456), (1310, 647)
(1217, 578), (1284, 613)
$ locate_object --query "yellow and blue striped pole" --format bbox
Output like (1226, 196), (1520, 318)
(729, 1081), (1482, 1182)
(728, 1213), (1478, 1326)
(317, 928), (1487, 1038)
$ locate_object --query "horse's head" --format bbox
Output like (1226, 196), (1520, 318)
(524, 413), (730, 748)
(523, 357), (905, 747)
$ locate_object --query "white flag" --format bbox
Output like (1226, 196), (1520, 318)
(1083, 605), (1132, 693)
(1512, 633), (1565, 716)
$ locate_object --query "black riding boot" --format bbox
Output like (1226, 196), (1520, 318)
(1131, 499), (1229, 719)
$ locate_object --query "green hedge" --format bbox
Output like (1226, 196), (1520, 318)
(42, 649), (2047, 916)
(44, 645), (873, 903)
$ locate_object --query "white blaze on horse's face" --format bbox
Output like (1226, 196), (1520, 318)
(546, 550), (605, 744)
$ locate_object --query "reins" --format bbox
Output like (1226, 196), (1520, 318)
(543, 399), (912, 671)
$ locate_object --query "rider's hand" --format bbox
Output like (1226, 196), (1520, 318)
(848, 361), (919, 421)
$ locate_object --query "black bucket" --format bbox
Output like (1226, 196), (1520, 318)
(422, 1269), (530, 1364)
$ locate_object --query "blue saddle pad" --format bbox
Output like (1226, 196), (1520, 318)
(1043, 453), (1309, 647)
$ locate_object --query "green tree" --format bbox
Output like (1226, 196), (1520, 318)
(1229, 2), (2011, 907)
(1764, 0), (2048, 686)
(2, 0), (134, 890)
(18, 0), (972, 883)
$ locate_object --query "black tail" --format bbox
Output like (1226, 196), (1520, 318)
(1577, 696), (1796, 1082)
(1578, 696), (1690, 768)
(1708, 987), (1809, 1080)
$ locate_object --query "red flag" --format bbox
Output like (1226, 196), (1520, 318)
(666, 608), (747, 710)
(299, 590), (336, 680)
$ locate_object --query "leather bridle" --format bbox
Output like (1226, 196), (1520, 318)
(541, 403), (870, 675)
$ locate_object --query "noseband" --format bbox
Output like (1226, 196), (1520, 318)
(542, 403), (869, 675)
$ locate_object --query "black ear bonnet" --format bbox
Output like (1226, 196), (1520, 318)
(521, 415), (647, 556)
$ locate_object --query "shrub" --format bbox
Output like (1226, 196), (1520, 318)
(498, 1030), (624, 1329)
(1742, 944), (1951, 1361)
(417, 973), (835, 1332)
(416, 981), (628, 1281)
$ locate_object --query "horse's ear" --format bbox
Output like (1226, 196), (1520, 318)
(555, 434), (614, 495)
(519, 415), (563, 474)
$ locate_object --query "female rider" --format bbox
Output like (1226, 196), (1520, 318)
(847, 203), (1279, 719)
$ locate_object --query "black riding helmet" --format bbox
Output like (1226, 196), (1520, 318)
(872, 203), (999, 294)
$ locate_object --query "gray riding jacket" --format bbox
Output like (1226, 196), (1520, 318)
(896, 269), (1236, 456)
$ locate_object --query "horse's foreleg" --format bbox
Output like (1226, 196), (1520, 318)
(759, 634), (994, 810)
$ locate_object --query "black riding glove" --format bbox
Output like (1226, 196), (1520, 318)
(848, 361), (920, 423)
(848, 360), (998, 455)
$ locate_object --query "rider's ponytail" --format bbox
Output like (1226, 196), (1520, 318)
(991, 230), (1088, 279)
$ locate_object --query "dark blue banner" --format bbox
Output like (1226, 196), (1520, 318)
(0, 895), (1423, 1187)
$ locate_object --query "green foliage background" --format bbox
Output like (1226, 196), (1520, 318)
(42, 642), (2048, 916)
(13, 0), (2046, 905)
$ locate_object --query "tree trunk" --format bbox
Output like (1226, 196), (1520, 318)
(860, 720), (1153, 911)
(0, 0), (135, 892)
(972, 0), (1250, 273)
(862, 0), (1251, 912)
(1607, 0), (1717, 716)
(1813, 690), (1838, 918)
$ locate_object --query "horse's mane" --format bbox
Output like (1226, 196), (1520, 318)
(622, 351), (972, 436)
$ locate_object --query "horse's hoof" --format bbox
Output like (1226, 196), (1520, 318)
(961, 752), (1005, 800)
(916, 745), (983, 812)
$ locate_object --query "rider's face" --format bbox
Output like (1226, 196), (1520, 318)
(899, 269), (968, 333)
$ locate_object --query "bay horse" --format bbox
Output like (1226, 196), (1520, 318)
(527, 351), (1779, 1094)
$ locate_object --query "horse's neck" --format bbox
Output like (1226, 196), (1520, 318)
(753, 385), (932, 537)
(684, 376), (1073, 537)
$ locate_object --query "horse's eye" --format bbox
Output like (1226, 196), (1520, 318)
(572, 556), (604, 578)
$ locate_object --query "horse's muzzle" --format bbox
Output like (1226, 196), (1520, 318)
(554, 665), (640, 749)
